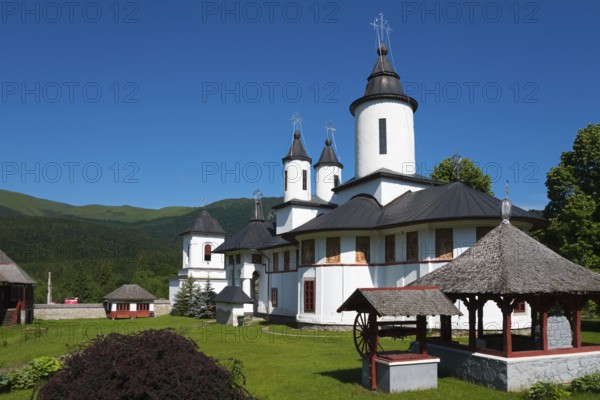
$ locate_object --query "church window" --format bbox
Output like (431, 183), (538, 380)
(355, 236), (370, 263)
(406, 231), (419, 262)
(514, 301), (526, 313)
(334, 175), (340, 187)
(326, 237), (340, 263)
(284, 251), (290, 271)
(284, 170), (288, 191)
(301, 239), (315, 265)
(385, 234), (395, 263)
(302, 170), (307, 190)
(228, 255), (234, 265)
(273, 252), (279, 272)
(379, 118), (387, 155)
(236, 254), (241, 264)
(252, 254), (262, 264)
(271, 288), (278, 307)
(476, 226), (493, 241)
(295, 249), (299, 269)
(304, 280), (315, 313)
(204, 244), (212, 261)
(436, 228), (453, 260)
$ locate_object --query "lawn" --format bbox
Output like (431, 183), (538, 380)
(1, 317), (599, 399)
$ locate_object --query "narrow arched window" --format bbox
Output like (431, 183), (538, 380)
(204, 244), (212, 261)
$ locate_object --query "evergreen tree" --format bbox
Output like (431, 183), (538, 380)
(171, 277), (195, 316)
(188, 279), (216, 319)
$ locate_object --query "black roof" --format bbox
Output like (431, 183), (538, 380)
(409, 223), (600, 296)
(180, 209), (226, 236)
(272, 196), (337, 210)
(283, 131), (311, 163)
(315, 137), (343, 168)
(333, 168), (437, 193)
(285, 182), (547, 239)
(104, 284), (158, 301)
(213, 220), (294, 253)
(350, 43), (418, 115)
(213, 286), (253, 304)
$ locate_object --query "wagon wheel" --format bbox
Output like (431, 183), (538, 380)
(353, 312), (376, 358)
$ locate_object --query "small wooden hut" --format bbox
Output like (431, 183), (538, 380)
(0, 250), (35, 325)
(104, 284), (158, 319)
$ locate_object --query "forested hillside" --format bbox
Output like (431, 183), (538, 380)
(0, 191), (281, 304)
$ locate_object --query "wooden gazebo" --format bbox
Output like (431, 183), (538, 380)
(411, 222), (600, 357)
(337, 287), (461, 392)
(0, 250), (35, 325)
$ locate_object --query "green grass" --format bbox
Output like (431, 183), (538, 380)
(1, 317), (599, 399)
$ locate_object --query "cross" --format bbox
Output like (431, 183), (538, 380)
(290, 112), (303, 132)
(253, 189), (262, 200)
(505, 180), (509, 198)
(370, 12), (393, 41)
(324, 120), (336, 137)
(451, 152), (462, 181)
(200, 198), (208, 208)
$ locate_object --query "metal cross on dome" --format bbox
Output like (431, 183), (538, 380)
(200, 198), (208, 208)
(370, 12), (393, 40)
(290, 112), (303, 132)
(324, 120), (336, 138)
(253, 189), (262, 200)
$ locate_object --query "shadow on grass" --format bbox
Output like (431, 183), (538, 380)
(319, 367), (362, 385)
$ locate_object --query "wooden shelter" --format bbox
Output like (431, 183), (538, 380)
(0, 250), (35, 325)
(411, 222), (600, 358)
(104, 284), (158, 319)
(337, 287), (461, 392)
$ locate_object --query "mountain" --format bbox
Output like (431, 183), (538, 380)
(0, 190), (282, 304)
(0, 189), (194, 222)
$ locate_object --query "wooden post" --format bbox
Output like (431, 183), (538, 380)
(417, 315), (427, 355)
(477, 305), (484, 338)
(370, 313), (378, 390)
(572, 302), (582, 348)
(440, 315), (452, 342)
(540, 309), (548, 352)
(503, 309), (512, 357)
(468, 304), (477, 351)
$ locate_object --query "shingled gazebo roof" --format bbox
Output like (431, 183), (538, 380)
(213, 286), (253, 304)
(410, 223), (600, 296)
(337, 287), (461, 317)
(0, 250), (35, 285)
(104, 284), (158, 301)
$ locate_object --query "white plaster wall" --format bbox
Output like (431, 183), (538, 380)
(284, 159), (312, 202)
(275, 205), (321, 235)
(355, 100), (415, 178)
(315, 165), (342, 202)
(334, 179), (382, 205)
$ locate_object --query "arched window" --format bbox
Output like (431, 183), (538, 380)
(204, 244), (212, 262)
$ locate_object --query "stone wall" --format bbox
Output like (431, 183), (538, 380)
(547, 314), (572, 350)
(426, 343), (600, 391)
(34, 304), (106, 320)
(35, 300), (171, 320)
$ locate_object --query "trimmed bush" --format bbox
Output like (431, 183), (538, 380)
(0, 356), (62, 392)
(38, 329), (255, 400)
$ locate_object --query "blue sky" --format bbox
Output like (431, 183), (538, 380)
(0, 0), (598, 211)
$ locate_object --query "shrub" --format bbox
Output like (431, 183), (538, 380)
(0, 356), (62, 391)
(38, 329), (255, 400)
(571, 372), (600, 393)
(524, 382), (571, 400)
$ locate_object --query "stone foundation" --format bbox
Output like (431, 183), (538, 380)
(34, 300), (171, 320)
(426, 343), (600, 391)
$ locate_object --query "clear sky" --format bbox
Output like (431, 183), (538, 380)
(1, 0), (598, 210)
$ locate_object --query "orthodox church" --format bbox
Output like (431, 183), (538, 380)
(207, 32), (546, 328)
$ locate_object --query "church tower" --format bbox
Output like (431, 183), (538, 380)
(315, 137), (343, 202)
(282, 130), (312, 202)
(350, 40), (418, 178)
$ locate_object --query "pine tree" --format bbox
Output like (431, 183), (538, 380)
(188, 279), (216, 319)
(171, 277), (195, 316)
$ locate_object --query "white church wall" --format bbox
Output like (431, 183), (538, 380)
(355, 100), (415, 178)
(284, 159), (312, 202)
(379, 178), (431, 206)
(315, 165), (342, 202)
(334, 179), (382, 205)
(276, 206), (321, 235)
